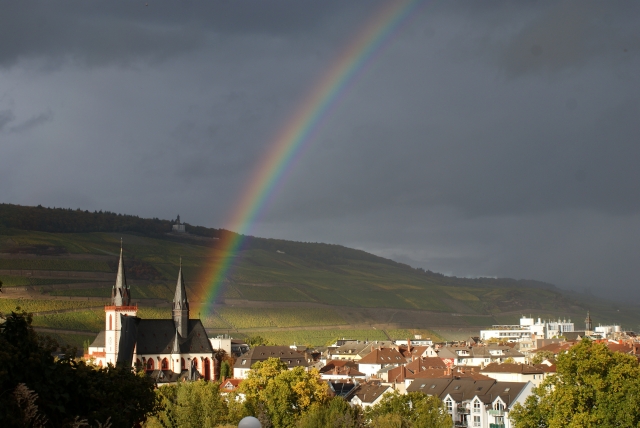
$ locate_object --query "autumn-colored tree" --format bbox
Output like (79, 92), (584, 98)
(511, 338), (640, 427)
(238, 358), (329, 428)
(531, 350), (555, 364)
(145, 380), (228, 428)
(296, 396), (364, 428)
(365, 391), (451, 428)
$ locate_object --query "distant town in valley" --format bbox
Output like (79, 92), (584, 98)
(2, 204), (640, 427)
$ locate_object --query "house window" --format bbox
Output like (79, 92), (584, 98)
(445, 399), (453, 413)
(473, 416), (481, 427)
(473, 400), (481, 413)
(109, 315), (112, 330)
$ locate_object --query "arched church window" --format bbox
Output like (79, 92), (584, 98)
(147, 359), (154, 372)
(162, 358), (169, 370)
(181, 358), (186, 371)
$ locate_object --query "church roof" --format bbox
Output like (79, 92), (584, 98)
(90, 330), (105, 348)
(136, 319), (213, 355)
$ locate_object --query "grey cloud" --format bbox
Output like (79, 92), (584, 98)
(10, 110), (53, 133)
(0, 110), (14, 130)
(0, 1), (639, 304)
(0, 0), (369, 68)
(498, 1), (640, 77)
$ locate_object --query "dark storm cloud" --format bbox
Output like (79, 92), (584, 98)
(0, 0), (367, 68)
(1, 1), (639, 302)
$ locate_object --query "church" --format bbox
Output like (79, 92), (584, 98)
(86, 245), (217, 382)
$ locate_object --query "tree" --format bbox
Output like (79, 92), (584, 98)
(511, 338), (640, 427)
(213, 348), (228, 380)
(145, 380), (229, 428)
(365, 391), (452, 428)
(238, 358), (329, 428)
(220, 361), (231, 380)
(246, 335), (270, 346)
(296, 397), (364, 428)
(0, 310), (158, 427)
(531, 350), (555, 364)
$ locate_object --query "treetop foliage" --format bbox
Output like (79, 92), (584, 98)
(511, 338), (640, 428)
(0, 309), (158, 427)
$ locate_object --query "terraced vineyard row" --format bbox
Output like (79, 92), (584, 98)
(0, 275), (98, 287)
(0, 298), (102, 314)
(237, 328), (390, 346)
(31, 309), (105, 331)
(0, 259), (112, 272)
(216, 307), (347, 329)
(49, 283), (174, 300)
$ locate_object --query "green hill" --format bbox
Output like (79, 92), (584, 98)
(0, 203), (636, 347)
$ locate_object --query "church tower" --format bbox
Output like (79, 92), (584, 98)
(585, 311), (593, 333)
(105, 242), (137, 365)
(173, 258), (190, 338)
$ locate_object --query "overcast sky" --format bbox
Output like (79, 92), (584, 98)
(1, 1), (639, 300)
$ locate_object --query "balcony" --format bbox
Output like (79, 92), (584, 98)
(488, 409), (505, 416)
(489, 424), (505, 428)
(457, 406), (470, 414)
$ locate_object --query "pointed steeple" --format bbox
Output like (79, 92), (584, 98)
(111, 240), (131, 306)
(585, 310), (593, 332)
(173, 258), (188, 309)
(172, 328), (181, 354)
(173, 258), (189, 337)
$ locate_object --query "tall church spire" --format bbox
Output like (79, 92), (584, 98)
(111, 240), (131, 306)
(173, 258), (189, 337)
(585, 310), (593, 332)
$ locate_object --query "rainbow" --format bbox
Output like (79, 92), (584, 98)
(197, 0), (427, 315)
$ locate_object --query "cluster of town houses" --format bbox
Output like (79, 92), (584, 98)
(86, 248), (640, 428)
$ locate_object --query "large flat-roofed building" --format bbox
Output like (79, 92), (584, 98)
(481, 316), (575, 342)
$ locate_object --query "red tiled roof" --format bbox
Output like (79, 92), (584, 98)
(220, 379), (243, 391)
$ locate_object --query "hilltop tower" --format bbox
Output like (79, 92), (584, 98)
(105, 242), (137, 364)
(585, 311), (593, 333)
(173, 258), (190, 338)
